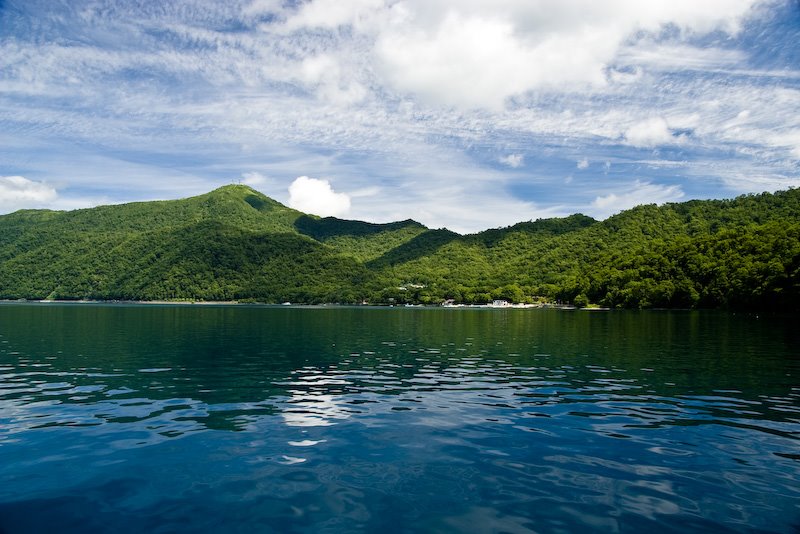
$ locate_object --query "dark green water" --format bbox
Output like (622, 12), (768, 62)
(0, 304), (798, 532)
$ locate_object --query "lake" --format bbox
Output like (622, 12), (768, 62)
(0, 303), (798, 532)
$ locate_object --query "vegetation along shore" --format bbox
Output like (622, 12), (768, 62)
(1, 185), (797, 310)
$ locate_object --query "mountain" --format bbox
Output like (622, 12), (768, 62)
(1, 184), (798, 310)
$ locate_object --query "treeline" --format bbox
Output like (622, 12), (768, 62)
(554, 221), (800, 309)
(0, 185), (797, 310)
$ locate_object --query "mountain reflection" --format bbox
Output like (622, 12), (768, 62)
(1, 304), (798, 439)
(2, 303), (799, 533)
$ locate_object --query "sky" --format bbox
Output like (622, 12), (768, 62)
(1, 0), (799, 233)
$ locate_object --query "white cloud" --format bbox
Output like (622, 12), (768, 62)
(374, 11), (615, 109)
(624, 117), (676, 147)
(0, 176), (58, 212)
(499, 154), (524, 168)
(372, 0), (759, 109)
(297, 54), (368, 105)
(577, 158), (589, 169)
(288, 176), (351, 217)
(589, 180), (684, 218)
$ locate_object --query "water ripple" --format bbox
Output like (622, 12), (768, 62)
(1, 306), (799, 533)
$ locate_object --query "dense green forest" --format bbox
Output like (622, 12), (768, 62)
(0, 184), (798, 310)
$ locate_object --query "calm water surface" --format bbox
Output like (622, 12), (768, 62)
(0, 304), (798, 533)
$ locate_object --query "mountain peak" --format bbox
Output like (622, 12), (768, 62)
(205, 184), (264, 200)
(210, 184), (259, 194)
(200, 184), (291, 213)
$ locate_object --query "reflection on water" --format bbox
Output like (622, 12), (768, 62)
(0, 304), (798, 532)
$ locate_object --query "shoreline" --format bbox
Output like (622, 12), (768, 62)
(0, 300), (781, 314)
(0, 298), (598, 310)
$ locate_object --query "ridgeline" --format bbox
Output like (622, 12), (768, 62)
(1, 184), (798, 310)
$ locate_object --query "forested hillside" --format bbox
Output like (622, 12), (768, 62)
(0, 185), (798, 310)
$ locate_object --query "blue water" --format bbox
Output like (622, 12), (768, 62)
(0, 304), (798, 532)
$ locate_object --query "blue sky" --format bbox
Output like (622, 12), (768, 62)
(1, 0), (799, 232)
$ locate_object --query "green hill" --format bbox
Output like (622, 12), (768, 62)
(1, 184), (798, 310)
